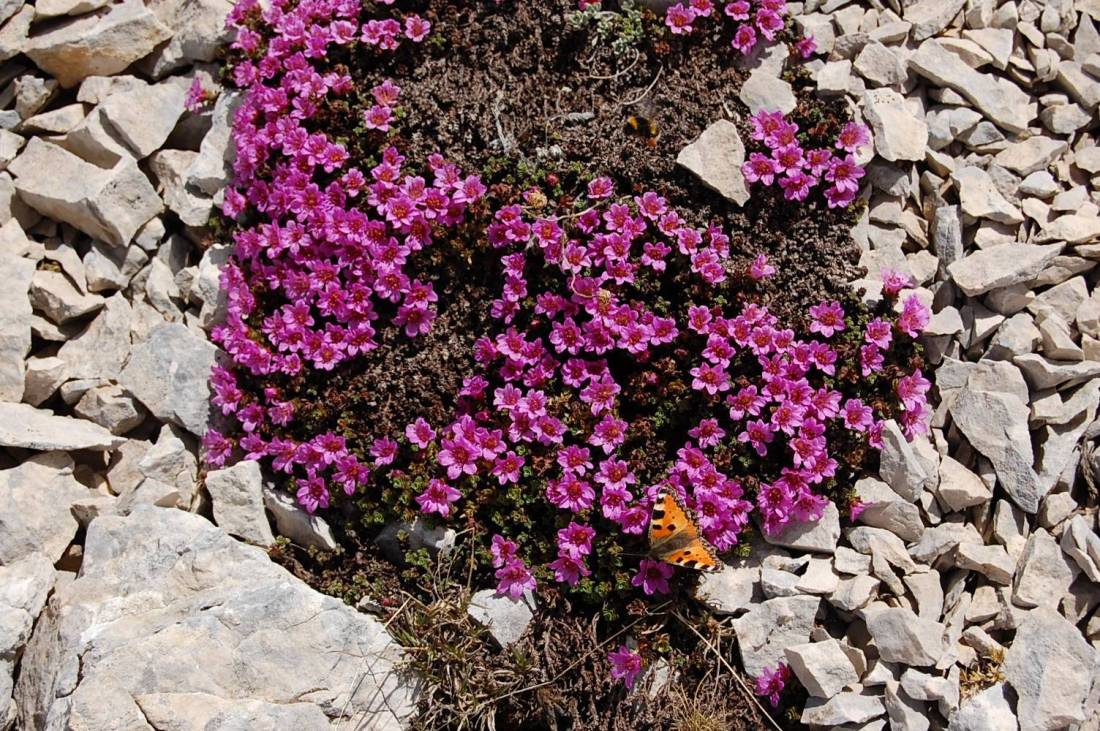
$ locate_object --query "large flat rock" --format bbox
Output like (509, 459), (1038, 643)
(0, 402), (124, 451)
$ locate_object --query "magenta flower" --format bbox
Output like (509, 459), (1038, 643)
(495, 558), (536, 600)
(841, 398), (873, 432)
(896, 370), (931, 412)
(808, 301), (846, 338)
(779, 170), (816, 201)
(415, 478), (461, 518)
(796, 33), (817, 58)
(587, 176), (614, 199)
(631, 559), (674, 595)
(608, 645), (643, 689)
(836, 121), (871, 153)
(748, 253), (776, 280)
(897, 294), (930, 337)
(490, 534), (518, 568)
(864, 318), (893, 349)
(724, 0), (750, 20)
(549, 555), (591, 586)
(665, 4), (697, 34)
(743, 153), (780, 186)
(547, 475), (596, 513)
(690, 363), (731, 395)
(297, 475), (330, 514)
(491, 451), (525, 484)
(881, 268), (914, 296)
(370, 437), (398, 466)
(557, 522), (596, 559)
(731, 23), (757, 53)
(405, 417), (437, 449)
(738, 419), (775, 457)
(438, 437), (479, 480)
(755, 663), (792, 708)
(825, 154), (865, 194)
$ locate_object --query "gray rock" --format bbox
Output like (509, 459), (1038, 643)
(83, 239), (148, 293)
(1012, 529), (1079, 609)
(947, 683), (1017, 731)
(0, 452), (88, 564)
(23, 0), (172, 88)
(0, 402), (123, 451)
(696, 550), (763, 615)
(0, 253), (33, 402)
(12, 507), (416, 730)
(863, 89), (929, 162)
(28, 270), (104, 324)
(955, 542), (1016, 584)
(1061, 515), (1100, 582)
(1014, 353), (1100, 391)
(732, 595), (820, 677)
(854, 42), (908, 87)
(22, 356), (67, 407)
(1056, 60), (1100, 110)
(949, 388), (1041, 513)
(801, 693), (886, 726)
(993, 137), (1070, 176)
(150, 149), (213, 227)
(0, 553), (56, 731)
(909, 40), (1036, 133)
(936, 456), (992, 512)
(262, 486), (338, 552)
(187, 91), (241, 196)
(932, 205), (964, 268)
(57, 293), (132, 381)
(763, 502), (840, 554)
(205, 460), (275, 547)
(865, 607), (945, 666)
(886, 681), (931, 731)
(142, 0), (234, 75)
(1004, 607), (1095, 731)
(99, 79), (187, 159)
(136, 423), (198, 509)
(905, 0), (966, 40)
(8, 138), (163, 248)
(73, 384), (144, 435)
(785, 639), (860, 698)
(1035, 214), (1100, 245)
(119, 322), (220, 436)
(467, 589), (534, 647)
(192, 244), (229, 328)
(952, 166), (1024, 224)
(878, 420), (933, 502)
(676, 120), (749, 206)
(739, 69), (797, 115)
(855, 477), (925, 542)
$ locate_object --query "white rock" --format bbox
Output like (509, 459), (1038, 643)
(1061, 514), (1100, 582)
(22, 0), (172, 88)
(829, 574), (880, 612)
(0, 452), (89, 564)
(855, 477), (924, 542)
(28, 269), (103, 324)
(1004, 607), (1095, 731)
(142, 0), (234, 75)
(1012, 529), (1079, 609)
(1035, 214), (1100, 245)
(1014, 353), (1100, 391)
(150, 149), (213, 227)
(952, 166), (1024, 224)
(936, 456), (992, 511)
(8, 138), (162, 247)
(801, 692), (886, 726)
(947, 683), (1017, 731)
(865, 607), (946, 666)
(854, 42), (908, 87)
(0, 253), (33, 402)
(905, 0), (966, 40)
(187, 91), (241, 196)
(885, 681), (931, 731)
(696, 548), (764, 615)
(0, 402), (123, 451)
(12, 507), (416, 729)
(136, 423), (198, 509)
(73, 384), (144, 435)
(732, 595), (820, 677)
(878, 420), (933, 502)
(739, 69), (797, 115)
(99, 79), (187, 159)
(955, 542), (1016, 584)
(762, 502), (840, 554)
(467, 589), (534, 647)
(993, 136), (1069, 176)
(909, 40), (1036, 133)
(84, 239), (148, 293)
(785, 639), (860, 698)
(119, 322), (220, 436)
(205, 460), (275, 547)
(262, 485), (338, 552)
(57, 292), (131, 381)
(863, 89), (929, 162)
(22, 356), (67, 407)
(676, 120), (749, 206)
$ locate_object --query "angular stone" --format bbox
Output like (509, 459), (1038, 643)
(855, 477), (924, 542)
(886, 681), (931, 731)
(28, 269), (103, 324)
(99, 79), (187, 159)
(696, 547), (764, 615)
(136, 424), (197, 509)
(905, 0), (966, 40)
(205, 460), (275, 547)
(762, 502), (840, 554)
(0, 253), (33, 402)
(993, 137), (1070, 176)
(22, 356), (67, 407)
(802, 693), (886, 727)
(865, 607), (946, 666)
(954, 542), (1016, 584)
(909, 40), (1036, 133)
(119, 322), (220, 436)
(150, 149), (213, 227)
(57, 292), (131, 381)
(785, 639), (860, 698)
(878, 420), (932, 502)
(676, 120), (749, 206)
(1004, 607), (1095, 731)
(864, 89), (929, 162)
(262, 486), (337, 552)
(187, 91), (241, 196)
(1061, 515), (1100, 582)
(73, 384), (144, 435)
(936, 456), (992, 512)
(23, 0), (172, 88)
(467, 589), (534, 647)
(947, 683), (1016, 731)
(854, 42), (908, 87)
(738, 69), (796, 115)
(1014, 353), (1100, 391)
(1056, 60), (1100, 110)
(142, 0), (234, 75)
(1035, 214), (1100, 245)
(0, 402), (123, 451)
(732, 595), (820, 677)
(952, 166), (1023, 224)
(0, 453), (88, 564)
(8, 138), (162, 247)
(12, 507), (416, 729)
(1013, 529), (1079, 609)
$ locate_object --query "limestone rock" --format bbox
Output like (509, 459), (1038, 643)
(785, 639), (860, 698)
(905, 0), (966, 40)
(801, 693), (886, 726)
(467, 590), (534, 647)
(205, 460), (275, 547)
(0, 402), (123, 451)
(0, 253), (33, 402)
(57, 292), (131, 381)
(676, 120), (749, 206)
(73, 384), (144, 435)
(1061, 515), (1100, 582)
(1012, 529), (1078, 609)
(1004, 607), (1095, 731)
(0, 453), (89, 564)
(12, 507), (416, 729)
(763, 502), (840, 554)
(28, 269), (103, 324)
(952, 166), (1023, 224)
(119, 322), (220, 436)
(262, 486), (338, 552)
(947, 683), (1017, 731)
(865, 607), (945, 666)
(993, 137), (1070, 176)
(863, 89), (929, 162)
(732, 595), (820, 677)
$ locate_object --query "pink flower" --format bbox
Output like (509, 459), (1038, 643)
(896, 370), (931, 412)
(492, 451), (525, 484)
(608, 645), (643, 688)
(841, 398), (873, 432)
(731, 23), (757, 53)
(724, 0), (750, 20)
(297, 475), (330, 514)
(864, 318), (893, 349)
(549, 555), (590, 586)
(796, 33), (817, 58)
(665, 4), (697, 34)
(490, 534), (518, 567)
(370, 437), (398, 466)
(860, 344), (884, 376)
(755, 663), (792, 708)
(690, 362), (731, 395)
(631, 558), (674, 595)
(836, 121), (870, 153)
(808, 301), (846, 338)
(897, 294), (930, 337)
(495, 558), (536, 599)
(438, 437), (479, 480)
(738, 419), (775, 457)
(415, 478), (461, 517)
(748, 253), (776, 281)
(546, 475), (596, 512)
(880, 268), (914, 296)
(406, 417), (436, 449)
(404, 15), (431, 42)
(824, 185), (856, 209)
(587, 176), (614, 199)
(557, 522), (595, 559)
(741, 152), (780, 185)
(689, 418), (726, 449)
(755, 8), (785, 40)
(825, 154), (864, 194)
(589, 414), (628, 454)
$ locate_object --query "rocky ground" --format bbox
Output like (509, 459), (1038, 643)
(0, 0), (1098, 729)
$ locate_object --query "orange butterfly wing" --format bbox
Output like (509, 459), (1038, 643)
(648, 487), (721, 572)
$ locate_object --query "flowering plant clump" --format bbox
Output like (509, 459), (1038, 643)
(742, 110), (869, 208)
(211, 0), (922, 614)
(663, 0), (816, 58)
(755, 662), (793, 707)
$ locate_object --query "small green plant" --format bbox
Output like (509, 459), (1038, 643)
(568, 1), (648, 57)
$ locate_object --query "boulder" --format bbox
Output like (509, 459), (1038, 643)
(0, 453), (89, 564)
(205, 460), (275, 547)
(732, 595), (820, 677)
(784, 639), (859, 698)
(676, 120), (749, 206)
(0, 403), (124, 452)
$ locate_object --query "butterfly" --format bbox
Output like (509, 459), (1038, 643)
(648, 486), (722, 572)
